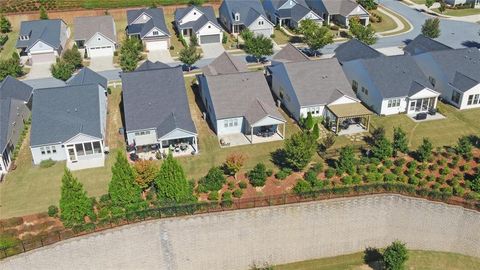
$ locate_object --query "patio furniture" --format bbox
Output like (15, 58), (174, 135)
(416, 112), (427, 120)
(130, 153), (139, 161)
(428, 108), (437, 116)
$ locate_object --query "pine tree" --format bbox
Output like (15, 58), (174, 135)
(304, 112), (314, 130)
(312, 123), (320, 140)
(393, 127), (409, 156)
(0, 14), (12, 33)
(39, 6), (48, 20)
(337, 146), (356, 175)
(421, 18), (441, 38)
(59, 169), (94, 227)
(109, 152), (143, 208)
(416, 138), (433, 162)
(155, 154), (195, 204)
(63, 45), (83, 69)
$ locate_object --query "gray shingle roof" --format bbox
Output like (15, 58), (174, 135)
(273, 43), (310, 62)
(126, 8), (170, 38)
(16, 19), (65, 50)
(67, 67), (108, 90)
(121, 64), (197, 138)
(174, 6), (221, 32)
(136, 60), (171, 71)
(221, 0), (269, 26)
(334, 39), (383, 63)
(424, 48), (480, 92)
(321, 0), (365, 16)
(202, 52), (248, 76)
(74, 15), (117, 43)
(403, 34), (452, 56)
(30, 84), (102, 147)
(451, 72), (478, 93)
(200, 71), (285, 123)
(271, 58), (357, 106)
(358, 55), (433, 99)
(0, 76), (33, 152)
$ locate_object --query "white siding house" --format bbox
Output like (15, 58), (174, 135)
(74, 16), (117, 58)
(219, 0), (275, 36)
(174, 6), (223, 45)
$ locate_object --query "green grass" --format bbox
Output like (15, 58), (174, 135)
(370, 9), (397, 33)
(409, 0), (426, 4)
(379, 8), (412, 36)
(0, 31), (19, 60)
(370, 102), (480, 148)
(272, 29), (291, 45)
(276, 250), (480, 270)
(164, 14), (186, 57)
(432, 8), (480, 16)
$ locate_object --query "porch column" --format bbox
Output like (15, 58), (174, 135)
(366, 115), (370, 132)
(100, 140), (105, 158)
(159, 140), (163, 158)
(336, 117), (340, 134)
(193, 136), (198, 153)
(282, 123), (285, 139)
(251, 126), (254, 144)
(434, 96), (438, 110)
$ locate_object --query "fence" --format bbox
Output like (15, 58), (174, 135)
(1, 182), (479, 259)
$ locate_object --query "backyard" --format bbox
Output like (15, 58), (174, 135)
(275, 250), (480, 270)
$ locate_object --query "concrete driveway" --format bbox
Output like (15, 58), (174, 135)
(147, 49), (174, 63)
(88, 56), (116, 72)
(25, 62), (54, 80)
(200, 43), (225, 59)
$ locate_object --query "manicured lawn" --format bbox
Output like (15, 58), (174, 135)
(0, 87), (125, 219)
(273, 29), (291, 45)
(370, 9), (397, 33)
(164, 14), (186, 57)
(222, 33), (238, 50)
(0, 31), (19, 60)
(275, 250), (480, 270)
(379, 7), (412, 36)
(432, 8), (480, 16)
(370, 102), (480, 148)
(409, 0), (426, 4)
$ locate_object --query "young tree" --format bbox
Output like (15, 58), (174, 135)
(312, 123), (320, 140)
(393, 127), (409, 156)
(119, 37), (142, 72)
(298, 19), (333, 55)
(349, 18), (377, 45)
(304, 112), (314, 130)
(416, 138), (433, 162)
(284, 131), (316, 171)
(337, 146), (356, 175)
(438, 0), (446, 13)
(51, 60), (75, 81)
(189, 0), (204, 6)
(358, 0), (377, 10)
(240, 29), (254, 42)
(421, 18), (441, 38)
(179, 45), (202, 71)
(198, 166), (226, 191)
(456, 136), (472, 157)
(63, 45), (83, 69)
(39, 6), (48, 20)
(248, 163), (268, 187)
(109, 152), (143, 208)
(133, 159), (158, 190)
(0, 58), (23, 80)
(383, 241), (409, 270)
(425, 0), (436, 8)
(0, 14), (12, 33)
(371, 126), (386, 142)
(470, 172), (480, 193)
(59, 169), (94, 227)
(155, 154), (195, 203)
(243, 35), (274, 62)
(224, 153), (246, 179)
(372, 137), (393, 160)
(322, 133), (336, 150)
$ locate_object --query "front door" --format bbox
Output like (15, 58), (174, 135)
(67, 146), (77, 162)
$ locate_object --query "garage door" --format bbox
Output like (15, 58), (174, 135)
(88, 46), (114, 57)
(145, 40), (168, 51)
(253, 28), (273, 37)
(31, 52), (55, 64)
(200, 34), (220, 44)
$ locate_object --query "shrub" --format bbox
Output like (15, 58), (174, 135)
(238, 181), (247, 189)
(47, 205), (59, 217)
(311, 163), (324, 173)
(99, 194), (111, 204)
(378, 166), (386, 173)
(198, 166), (226, 192)
(385, 173), (397, 182)
(266, 169), (273, 177)
(208, 191), (218, 201)
(392, 166), (402, 175)
(169, 45), (174, 50)
(436, 175), (446, 184)
(233, 188), (243, 198)
(440, 167), (450, 176)
(275, 169), (290, 180)
(453, 185), (465, 196)
(227, 181), (235, 190)
(304, 170), (318, 186)
(426, 175), (435, 182)
(408, 176), (419, 186)
(394, 158), (406, 167)
(352, 174), (362, 184)
(293, 180), (312, 194)
(383, 159), (393, 168)
(222, 33), (228, 44)
(367, 164), (378, 173)
(461, 164), (470, 172)
(325, 168), (336, 178)
(383, 241), (408, 270)
(248, 163), (268, 187)
(342, 175), (353, 185)
(221, 191), (233, 207)
(429, 163), (438, 171)
(40, 159), (56, 168)
(0, 34), (8, 46)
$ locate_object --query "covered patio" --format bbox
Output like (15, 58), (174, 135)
(326, 103), (372, 135)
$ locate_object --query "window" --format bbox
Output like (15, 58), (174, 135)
(40, 147), (45, 155)
(135, 131), (150, 136)
(46, 146), (51, 154)
(208, 25), (211, 28)
(468, 94), (480, 106)
(93, 141), (102, 154)
(467, 95), (474, 105)
(387, 99), (400, 108)
(235, 13), (240, 21)
(352, 80), (358, 92)
(224, 119), (239, 128)
(361, 87), (368, 95)
(428, 76), (436, 87)
(258, 21), (264, 25)
(451, 91), (461, 104)
(52, 146), (57, 153)
(152, 30), (159, 36)
(84, 143), (93, 155)
(76, 144), (85, 156)
(97, 37), (101, 41)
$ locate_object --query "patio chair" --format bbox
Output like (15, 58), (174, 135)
(416, 112), (427, 120)
(428, 108), (437, 116)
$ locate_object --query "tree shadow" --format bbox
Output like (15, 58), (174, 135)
(364, 247), (384, 270)
(270, 148), (286, 169)
(462, 41), (480, 49)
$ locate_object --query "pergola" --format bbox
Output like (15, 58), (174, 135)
(326, 103), (373, 134)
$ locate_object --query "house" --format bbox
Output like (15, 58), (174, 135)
(198, 53), (286, 145)
(67, 67), (108, 93)
(0, 76), (33, 175)
(30, 71), (108, 170)
(202, 51), (248, 75)
(341, 55), (440, 116)
(268, 56), (371, 134)
(174, 5), (223, 45)
(16, 19), (69, 64)
(219, 0), (275, 36)
(73, 15), (117, 58)
(444, 0), (480, 8)
(122, 61), (198, 158)
(271, 43), (310, 63)
(262, 0), (323, 28)
(403, 35), (452, 56)
(334, 38), (383, 64)
(126, 8), (171, 51)
(412, 48), (480, 110)
(306, 0), (369, 27)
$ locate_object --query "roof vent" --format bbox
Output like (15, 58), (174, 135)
(67, 109), (70, 113)
(74, 108), (78, 112)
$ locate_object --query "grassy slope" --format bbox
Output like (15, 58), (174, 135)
(0, 31), (19, 60)
(276, 250), (480, 270)
(432, 8), (480, 16)
(370, 9), (397, 33)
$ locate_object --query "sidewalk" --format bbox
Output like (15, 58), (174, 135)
(376, 6), (412, 36)
(401, 0), (480, 23)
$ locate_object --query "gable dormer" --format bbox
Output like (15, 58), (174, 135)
(132, 12), (151, 25)
(179, 7), (204, 25)
(234, 12), (240, 22)
(280, 0), (297, 9)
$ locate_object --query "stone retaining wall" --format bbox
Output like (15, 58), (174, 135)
(2, 194), (479, 270)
